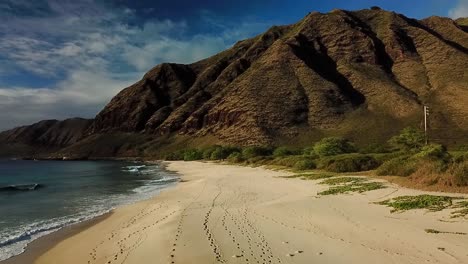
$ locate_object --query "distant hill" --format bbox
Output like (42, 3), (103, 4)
(1, 8), (467, 158)
(0, 118), (92, 158)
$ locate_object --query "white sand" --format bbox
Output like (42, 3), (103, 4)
(36, 161), (468, 264)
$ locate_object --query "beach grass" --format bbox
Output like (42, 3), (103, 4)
(317, 176), (385, 195)
(282, 172), (336, 180)
(377, 195), (456, 212)
(318, 182), (385, 195)
(319, 177), (366, 185)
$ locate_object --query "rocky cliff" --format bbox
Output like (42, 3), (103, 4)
(2, 8), (468, 157)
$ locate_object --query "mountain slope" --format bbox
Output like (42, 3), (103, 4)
(89, 8), (467, 147)
(0, 118), (92, 157)
(2, 8), (468, 158)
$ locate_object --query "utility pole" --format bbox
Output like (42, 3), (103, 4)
(424, 105), (429, 145)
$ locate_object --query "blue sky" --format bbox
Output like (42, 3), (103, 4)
(0, 0), (467, 131)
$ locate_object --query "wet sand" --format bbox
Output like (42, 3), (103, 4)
(1, 213), (111, 264)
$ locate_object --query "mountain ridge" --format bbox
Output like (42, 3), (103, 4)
(1, 8), (467, 158)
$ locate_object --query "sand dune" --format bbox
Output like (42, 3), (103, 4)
(36, 161), (468, 264)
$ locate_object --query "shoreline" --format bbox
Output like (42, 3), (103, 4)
(4, 161), (468, 264)
(0, 213), (112, 264)
(0, 160), (177, 264)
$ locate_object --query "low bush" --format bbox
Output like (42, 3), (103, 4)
(244, 156), (273, 165)
(293, 159), (316, 171)
(359, 143), (391, 154)
(164, 151), (185, 160)
(451, 151), (468, 163)
(273, 147), (298, 157)
(320, 154), (380, 173)
(414, 144), (450, 161)
(202, 145), (221, 160)
(210, 146), (241, 160)
(302, 147), (316, 156)
(376, 156), (418, 176)
(242, 146), (273, 159)
(268, 155), (310, 167)
(389, 127), (425, 151)
(450, 161), (468, 186)
(183, 149), (203, 161)
(227, 152), (243, 163)
(313, 137), (356, 157)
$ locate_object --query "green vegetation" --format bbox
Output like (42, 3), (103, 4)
(282, 173), (336, 180)
(182, 149), (203, 161)
(313, 137), (356, 156)
(378, 195), (468, 218)
(161, 127), (468, 190)
(359, 143), (391, 154)
(450, 161), (468, 186)
(376, 155), (418, 176)
(293, 159), (316, 170)
(273, 147), (298, 157)
(377, 195), (455, 212)
(318, 176), (385, 196)
(318, 154), (380, 172)
(319, 177), (366, 185)
(318, 180), (385, 195)
(389, 127), (425, 151)
(241, 146), (273, 159)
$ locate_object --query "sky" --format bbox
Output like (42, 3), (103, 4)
(0, 0), (467, 131)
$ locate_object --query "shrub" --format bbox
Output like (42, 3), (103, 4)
(164, 151), (185, 161)
(359, 143), (391, 154)
(414, 144), (450, 161)
(456, 145), (468, 151)
(244, 156), (273, 165)
(294, 159), (316, 171)
(202, 145), (221, 160)
(313, 137), (356, 156)
(210, 146), (241, 160)
(272, 156), (308, 167)
(183, 149), (203, 161)
(452, 152), (468, 163)
(450, 161), (468, 186)
(320, 154), (380, 173)
(273, 147), (295, 157)
(242, 146), (273, 159)
(302, 147), (316, 156)
(389, 127), (425, 151)
(227, 152), (243, 163)
(376, 156), (418, 176)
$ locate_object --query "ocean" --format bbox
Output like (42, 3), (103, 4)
(0, 160), (178, 261)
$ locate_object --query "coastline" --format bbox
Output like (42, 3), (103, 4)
(5, 161), (468, 264)
(0, 160), (176, 264)
(0, 213), (112, 264)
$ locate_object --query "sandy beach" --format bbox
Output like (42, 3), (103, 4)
(19, 161), (468, 264)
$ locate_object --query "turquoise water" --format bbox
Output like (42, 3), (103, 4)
(0, 160), (177, 261)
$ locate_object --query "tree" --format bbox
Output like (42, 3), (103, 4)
(389, 127), (425, 151)
(313, 137), (356, 157)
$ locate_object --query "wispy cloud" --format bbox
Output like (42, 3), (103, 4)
(449, 0), (468, 18)
(0, 0), (271, 131)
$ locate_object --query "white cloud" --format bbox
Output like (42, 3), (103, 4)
(0, 0), (272, 131)
(0, 70), (139, 130)
(449, 0), (468, 18)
